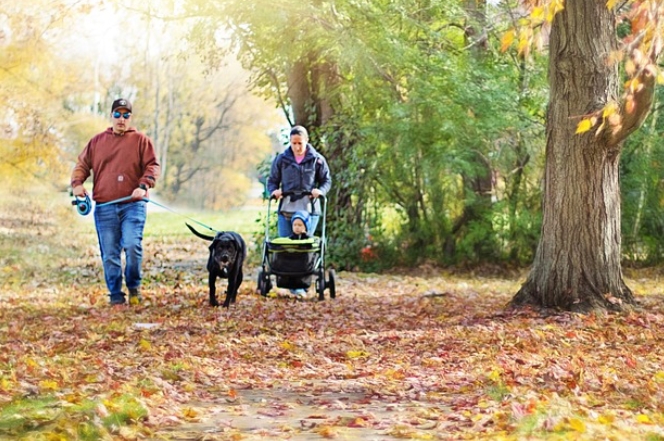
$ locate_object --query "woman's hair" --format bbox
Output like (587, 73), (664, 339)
(290, 125), (309, 139)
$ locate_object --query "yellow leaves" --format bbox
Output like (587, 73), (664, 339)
(387, 425), (435, 439)
(39, 380), (59, 391)
(547, 0), (565, 22)
(597, 413), (615, 425)
(636, 414), (652, 424)
(602, 102), (619, 119)
(606, 0), (619, 9)
(139, 338), (152, 351)
(181, 407), (201, 421)
(0, 377), (12, 391)
(531, 6), (544, 21)
(346, 350), (370, 359)
(575, 119), (593, 134)
(568, 417), (587, 432)
(382, 368), (405, 380)
(487, 368), (502, 383)
(43, 434), (69, 441)
(652, 371), (664, 383)
(576, 101), (625, 137)
(518, 29), (532, 57)
(500, 1), (561, 56)
(313, 425), (337, 438)
(280, 340), (296, 351)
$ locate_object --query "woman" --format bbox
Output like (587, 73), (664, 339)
(267, 125), (332, 237)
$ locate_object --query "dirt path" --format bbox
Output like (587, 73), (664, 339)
(157, 383), (442, 440)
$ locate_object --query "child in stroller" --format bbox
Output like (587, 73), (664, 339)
(289, 210), (311, 240)
(280, 210), (313, 296)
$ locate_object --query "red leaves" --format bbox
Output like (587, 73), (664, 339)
(6, 235), (664, 439)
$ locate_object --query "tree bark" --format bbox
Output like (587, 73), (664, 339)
(510, 0), (637, 312)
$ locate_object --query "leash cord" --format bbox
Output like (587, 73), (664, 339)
(73, 195), (217, 232)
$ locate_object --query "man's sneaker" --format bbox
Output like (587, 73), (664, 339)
(110, 295), (126, 305)
(128, 288), (142, 305)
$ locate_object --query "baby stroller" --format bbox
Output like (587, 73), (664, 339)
(256, 191), (336, 300)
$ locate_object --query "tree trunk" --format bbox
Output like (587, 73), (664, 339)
(510, 0), (636, 312)
(288, 58), (315, 127)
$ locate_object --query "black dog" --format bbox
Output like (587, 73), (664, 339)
(186, 223), (246, 308)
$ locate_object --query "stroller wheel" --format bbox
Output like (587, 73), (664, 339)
(328, 269), (336, 299)
(258, 269), (271, 297)
(317, 269), (325, 301)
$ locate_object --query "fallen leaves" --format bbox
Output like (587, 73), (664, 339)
(5, 195), (664, 440)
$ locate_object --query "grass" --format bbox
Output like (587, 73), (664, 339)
(0, 394), (148, 440)
(0, 188), (267, 288)
(143, 203), (266, 238)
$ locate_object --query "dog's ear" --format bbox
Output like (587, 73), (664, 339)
(209, 232), (225, 250)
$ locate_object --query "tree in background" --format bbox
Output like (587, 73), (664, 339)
(0, 1), (91, 187)
(180, 0), (550, 269)
(510, 0), (663, 312)
(620, 87), (664, 265)
(57, 1), (280, 210)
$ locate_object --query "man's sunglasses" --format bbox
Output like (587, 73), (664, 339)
(113, 111), (132, 119)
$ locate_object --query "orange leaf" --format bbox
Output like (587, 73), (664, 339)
(626, 96), (636, 114)
(500, 30), (515, 52)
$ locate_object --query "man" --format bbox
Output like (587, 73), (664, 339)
(71, 98), (160, 306)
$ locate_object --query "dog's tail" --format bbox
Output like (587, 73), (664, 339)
(186, 222), (216, 241)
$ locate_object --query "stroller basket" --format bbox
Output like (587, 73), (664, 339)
(268, 237), (320, 275)
(268, 237), (321, 289)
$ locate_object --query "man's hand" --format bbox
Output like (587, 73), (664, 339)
(271, 189), (282, 199)
(132, 187), (148, 200)
(72, 185), (87, 197)
(311, 188), (323, 198)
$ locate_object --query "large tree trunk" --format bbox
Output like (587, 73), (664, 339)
(510, 0), (636, 312)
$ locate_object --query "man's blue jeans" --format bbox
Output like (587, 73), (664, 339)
(277, 213), (320, 237)
(94, 201), (147, 303)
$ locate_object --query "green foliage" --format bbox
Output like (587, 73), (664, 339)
(620, 89), (664, 265)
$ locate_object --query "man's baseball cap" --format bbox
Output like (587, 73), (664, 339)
(111, 98), (132, 112)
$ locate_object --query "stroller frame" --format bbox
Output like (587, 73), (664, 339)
(256, 191), (336, 300)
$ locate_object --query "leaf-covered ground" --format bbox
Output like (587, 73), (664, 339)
(2, 190), (664, 440)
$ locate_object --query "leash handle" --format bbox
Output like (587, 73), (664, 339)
(71, 194), (92, 216)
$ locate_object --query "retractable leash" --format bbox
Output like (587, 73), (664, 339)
(71, 195), (92, 216)
(143, 198), (218, 233)
(72, 194), (217, 233)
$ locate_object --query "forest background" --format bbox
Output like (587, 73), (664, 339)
(4, 0), (664, 272)
(6, 1), (664, 440)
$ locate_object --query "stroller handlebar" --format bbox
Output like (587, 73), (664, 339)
(273, 190), (326, 201)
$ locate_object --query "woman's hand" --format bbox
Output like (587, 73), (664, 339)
(311, 188), (323, 198)
(271, 189), (283, 199)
